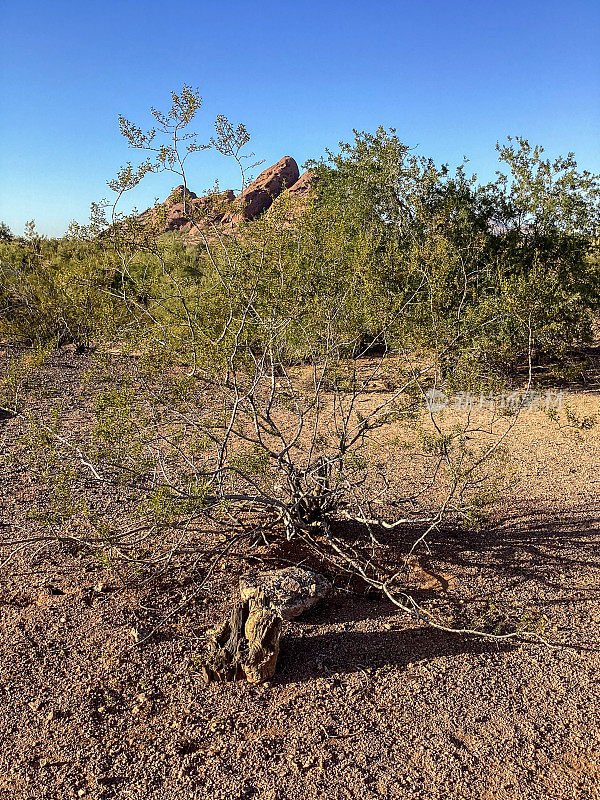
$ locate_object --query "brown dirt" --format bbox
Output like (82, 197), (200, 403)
(1, 348), (599, 800)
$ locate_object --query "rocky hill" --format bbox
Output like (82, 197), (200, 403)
(138, 156), (316, 236)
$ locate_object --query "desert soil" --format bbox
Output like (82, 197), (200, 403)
(1, 347), (599, 800)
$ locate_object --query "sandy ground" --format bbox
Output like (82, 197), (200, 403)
(1, 348), (599, 800)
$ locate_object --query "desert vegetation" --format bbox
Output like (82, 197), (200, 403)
(1, 86), (600, 798)
(1, 87), (599, 633)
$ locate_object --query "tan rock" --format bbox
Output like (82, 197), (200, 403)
(287, 169), (317, 199)
(239, 566), (331, 620)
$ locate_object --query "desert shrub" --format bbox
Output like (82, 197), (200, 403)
(0, 222), (13, 242)
(9, 90), (518, 597)
(0, 231), (128, 347)
(309, 129), (600, 381)
(6, 88), (598, 643)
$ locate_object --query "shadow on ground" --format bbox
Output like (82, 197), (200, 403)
(276, 622), (515, 684)
(428, 504), (600, 590)
(267, 503), (600, 684)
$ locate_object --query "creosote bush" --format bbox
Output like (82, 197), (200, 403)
(1, 85), (598, 641)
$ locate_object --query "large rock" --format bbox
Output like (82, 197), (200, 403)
(223, 156), (300, 223)
(167, 185), (198, 204)
(239, 566), (331, 620)
(267, 168), (317, 222)
(139, 185), (235, 233)
(163, 185), (198, 229)
(136, 156), (303, 235)
(287, 169), (317, 199)
(179, 190), (236, 232)
(164, 202), (190, 231)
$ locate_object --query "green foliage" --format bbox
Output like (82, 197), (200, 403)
(309, 128), (600, 381)
(44, 465), (88, 525)
(2, 110), (597, 385)
(0, 234), (127, 346)
(4, 88), (599, 561)
(0, 341), (55, 412)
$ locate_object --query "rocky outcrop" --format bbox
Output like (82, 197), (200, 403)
(142, 185), (236, 233)
(287, 169), (317, 199)
(222, 156), (300, 225)
(267, 168), (318, 221)
(167, 185), (198, 204)
(137, 156), (309, 236)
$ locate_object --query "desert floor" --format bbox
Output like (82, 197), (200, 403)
(1, 346), (599, 800)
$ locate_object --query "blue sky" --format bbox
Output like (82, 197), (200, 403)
(1, 0), (598, 236)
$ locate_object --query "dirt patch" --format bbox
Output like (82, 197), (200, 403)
(1, 348), (599, 799)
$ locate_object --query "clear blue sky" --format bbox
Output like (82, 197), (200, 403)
(1, 0), (598, 237)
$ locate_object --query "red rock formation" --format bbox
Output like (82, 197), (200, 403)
(137, 157), (305, 236)
(223, 156), (300, 224)
(139, 186), (235, 233)
(287, 169), (317, 199)
(266, 168), (318, 223)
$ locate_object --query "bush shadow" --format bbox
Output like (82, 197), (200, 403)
(275, 622), (514, 685)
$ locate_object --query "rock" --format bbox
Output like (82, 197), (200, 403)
(136, 157), (303, 235)
(223, 156), (300, 223)
(167, 185), (198, 203)
(267, 168), (318, 222)
(184, 189), (236, 228)
(239, 566), (331, 620)
(139, 186), (235, 233)
(164, 202), (189, 231)
(287, 169), (317, 199)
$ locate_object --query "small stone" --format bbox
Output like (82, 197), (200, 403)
(239, 567), (331, 620)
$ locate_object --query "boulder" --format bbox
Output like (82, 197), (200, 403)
(167, 185), (198, 203)
(287, 169), (317, 199)
(136, 156), (304, 235)
(267, 168), (317, 222)
(165, 202), (189, 230)
(141, 187), (236, 233)
(239, 566), (331, 620)
(223, 156), (300, 223)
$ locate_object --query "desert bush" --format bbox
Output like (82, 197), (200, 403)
(0, 222), (13, 242)
(0, 229), (129, 347)
(309, 128), (600, 380)
(4, 88), (532, 641)
(5, 87), (597, 644)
